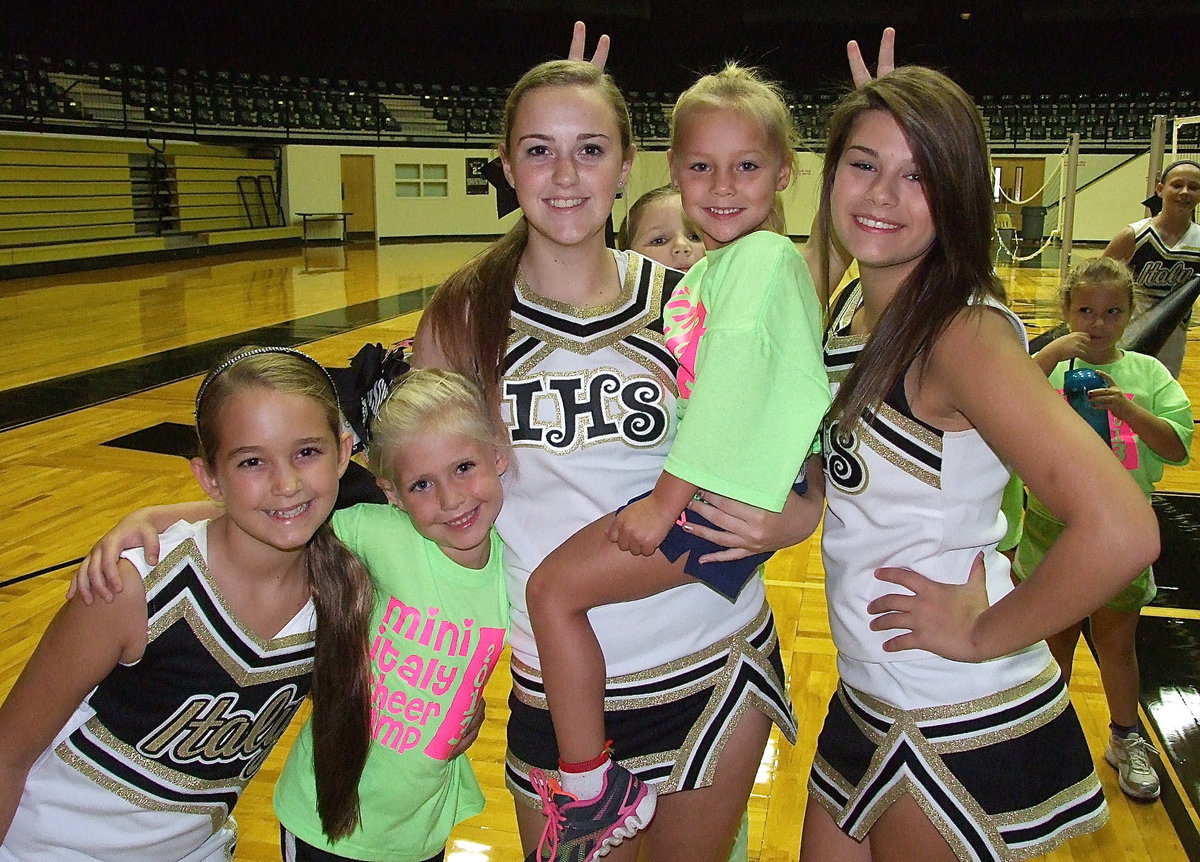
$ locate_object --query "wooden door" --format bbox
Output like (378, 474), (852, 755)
(340, 154), (376, 237)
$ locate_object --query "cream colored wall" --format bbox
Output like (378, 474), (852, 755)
(285, 143), (1159, 245)
(1068, 153), (1152, 242)
(994, 151), (1150, 243)
(284, 144), (520, 239)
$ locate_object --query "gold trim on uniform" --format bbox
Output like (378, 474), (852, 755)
(510, 602), (795, 799)
(611, 339), (676, 391)
(143, 540), (315, 688)
(64, 718), (252, 791)
(872, 399), (941, 450)
(506, 341), (556, 379)
(149, 599), (313, 687)
(841, 664), (1067, 754)
(149, 540), (313, 649)
(825, 281), (866, 386)
(511, 602), (781, 710)
(512, 257), (666, 356)
(860, 423), (941, 490)
(840, 768), (976, 860)
(990, 779), (1110, 861)
(833, 696), (1005, 825)
(515, 259), (637, 320)
(814, 663), (1107, 860)
(57, 746), (232, 834)
(656, 687), (791, 794)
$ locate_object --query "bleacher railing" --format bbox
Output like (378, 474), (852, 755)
(2, 54), (1198, 152)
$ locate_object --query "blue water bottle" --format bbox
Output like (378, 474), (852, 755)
(1062, 360), (1111, 446)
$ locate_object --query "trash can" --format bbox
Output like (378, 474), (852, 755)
(1021, 206), (1047, 240)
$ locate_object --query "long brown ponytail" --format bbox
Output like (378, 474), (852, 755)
(422, 219), (529, 411)
(195, 346), (374, 840)
(306, 526), (375, 840)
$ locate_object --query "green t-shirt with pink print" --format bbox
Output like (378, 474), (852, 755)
(1029, 349), (1192, 523)
(273, 502), (508, 861)
(663, 230), (829, 512)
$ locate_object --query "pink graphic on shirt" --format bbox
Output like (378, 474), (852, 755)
(367, 595), (506, 759)
(1057, 388), (1140, 470)
(664, 283), (706, 399)
(1108, 393), (1140, 470)
(424, 626), (505, 759)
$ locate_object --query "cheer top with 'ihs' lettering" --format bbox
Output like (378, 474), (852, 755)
(497, 249), (771, 676)
(1, 520), (314, 862)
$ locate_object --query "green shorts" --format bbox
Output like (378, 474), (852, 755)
(1013, 503), (1155, 613)
(997, 473), (1025, 553)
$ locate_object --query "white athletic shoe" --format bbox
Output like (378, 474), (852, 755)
(1104, 732), (1161, 800)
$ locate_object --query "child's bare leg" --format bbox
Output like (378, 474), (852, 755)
(641, 708), (771, 862)
(1089, 606), (1142, 727)
(1044, 620), (1085, 685)
(526, 514), (694, 764)
(1092, 605), (1158, 798)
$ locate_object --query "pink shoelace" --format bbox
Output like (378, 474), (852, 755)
(531, 769), (575, 860)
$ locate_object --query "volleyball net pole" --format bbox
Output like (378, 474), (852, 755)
(1058, 134), (1081, 282)
(1149, 116), (1168, 208)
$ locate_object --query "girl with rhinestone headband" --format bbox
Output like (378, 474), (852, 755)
(0, 346), (374, 861)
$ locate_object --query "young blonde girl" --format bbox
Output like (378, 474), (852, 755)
(275, 367), (511, 862)
(519, 62), (830, 859)
(1, 347), (374, 860)
(70, 367), (512, 862)
(802, 67), (1159, 862)
(617, 184), (706, 272)
(1016, 256), (1192, 802)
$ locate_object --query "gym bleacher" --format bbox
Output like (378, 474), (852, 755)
(1, 50), (1197, 277)
(3, 52), (1197, 150)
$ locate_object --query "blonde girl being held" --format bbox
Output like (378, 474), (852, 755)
(1, 347), (373, 860)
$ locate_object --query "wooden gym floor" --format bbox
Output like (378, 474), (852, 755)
(1, 240), (1198, 861)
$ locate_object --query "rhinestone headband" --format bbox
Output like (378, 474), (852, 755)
(194, 346), (337, 415)
(1161, 159), (1200, 183)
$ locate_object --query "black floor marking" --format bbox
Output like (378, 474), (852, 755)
(1135, 615), (1200, 862)
(102, 421), (196, 459)
(0, 557), (85, 589)
(0, 286), (433, 431)
(1153, 493), (1200, 612)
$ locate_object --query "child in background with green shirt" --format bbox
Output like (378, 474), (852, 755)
(521, 63), (830, 861)
(1015, 256), (1192, 803)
